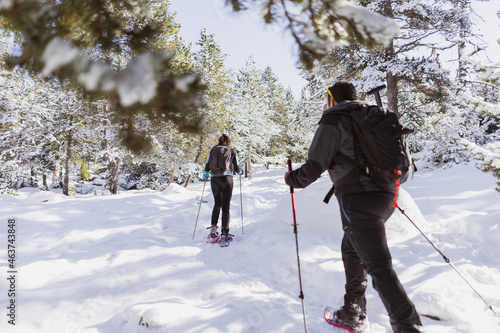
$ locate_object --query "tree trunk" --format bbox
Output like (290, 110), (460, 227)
(380, 0), (399, 117)
(106, 157), (121, 194)
(184, 174), (192, 187)
(30, 167), (36, 187)
(63, 116), (73, 196)
(101, 104), (108, 151)
(385, 40), (399, 117)
(13, 176), (18, 191)
(193, 135), (204, 164)
(184, 136), (205, 188)
(100, 103), (121, 195)
(456, 29), (468, 88)
(53, 166), (58, 182)
(246, 145), (253, 179)
(169, 165), (175, 184)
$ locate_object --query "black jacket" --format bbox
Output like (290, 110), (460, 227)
(285, 100), (394, 198)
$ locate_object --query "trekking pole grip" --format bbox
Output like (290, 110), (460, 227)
(287, 159), (298, 232)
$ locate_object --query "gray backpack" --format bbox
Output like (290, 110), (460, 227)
(209, 145), (232, 176)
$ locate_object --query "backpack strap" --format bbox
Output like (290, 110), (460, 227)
(205, 147), (215, 172)
(229, 154), (235, 173)
(323, 184), (336, 204)
(319, 109), (350, 126)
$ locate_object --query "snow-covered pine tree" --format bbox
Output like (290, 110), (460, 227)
(458, 54), (500, 190)
(286, 74), (331, 161)
(82, 1), (199, 193)
(260, 66), (296, 165)
(184, 28), (234, 187)
(225, 0), (400, 69)
(0, 0), (205, 153)
(297, 0), (486, 165)
(119, 114), (189, 191)
(50, 83), (98, 196)
(230, 56), (283, 178)
(0, 60), (98, 194)
(0, 66), (56, 191)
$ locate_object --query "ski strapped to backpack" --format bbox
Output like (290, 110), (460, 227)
(209, 145), (234, 176)
(322, 103), (415, 204)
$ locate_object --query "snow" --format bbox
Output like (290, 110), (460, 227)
(1, 163), (500, 332)
(41, 38), (79, 77)
(174, 75), (198, 93)
(336, 1), (400, 47)
(461, 139), (500, 169)
(78, 62), (111, 91)
(0, 0), (12, 10)
(38, 39), (173, 107)
(117, 54), (158, 107)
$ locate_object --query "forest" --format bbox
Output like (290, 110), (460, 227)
(0, 0), (499, 195)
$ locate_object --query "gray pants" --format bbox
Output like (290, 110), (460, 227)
(338, 191), (422, 333)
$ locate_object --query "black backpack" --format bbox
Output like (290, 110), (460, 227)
(324, 105), (414, 197)
(209, 145), (233, 176)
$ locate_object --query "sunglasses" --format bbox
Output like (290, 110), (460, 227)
(327, 88), (336, 103)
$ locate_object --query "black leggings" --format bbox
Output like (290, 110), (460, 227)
(210, 176), (234, 232)
(338, 192), (422, 332)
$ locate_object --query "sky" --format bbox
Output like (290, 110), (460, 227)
(168, 0), (307, 97)
(168, 0), (500, 99)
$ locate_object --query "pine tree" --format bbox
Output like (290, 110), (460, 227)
(1, 3), (239, 193)
(286, 83), (326, 161)
(260, 66), (296, 165)
(0, 62), (97, 194)
(0, 0), (205, 153)
(458, 54), (500, 190)
(230, 56), (282, 178)
(184, 28), (234, 187)
(298, 0), (484, 164)
(225, 0), (400, 69)
(0, 66), (56, 190)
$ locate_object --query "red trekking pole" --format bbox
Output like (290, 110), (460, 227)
(287, 159), (307, 333)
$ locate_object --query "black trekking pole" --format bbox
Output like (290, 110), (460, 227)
(287, 159), (308, 333)
(393, 201), (497, 316)
(239, 174), (244, 235)
(192, 180), (207, 239)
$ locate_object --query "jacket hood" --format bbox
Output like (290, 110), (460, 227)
(322, 100), (370, 118)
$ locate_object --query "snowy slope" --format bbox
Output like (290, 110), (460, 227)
(0, 164), (499, 332)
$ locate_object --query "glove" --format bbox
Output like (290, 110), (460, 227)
(203, 171), (209, 181)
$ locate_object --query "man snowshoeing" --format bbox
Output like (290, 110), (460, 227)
(285, 82), (423, 332)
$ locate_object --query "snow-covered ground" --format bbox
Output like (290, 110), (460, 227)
(1, 163), (499, 332)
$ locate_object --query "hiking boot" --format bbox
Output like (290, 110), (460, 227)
(334, 305), (367, 331)
(207, 225), (218, 238)
(206, 225), (220, 243)
(219, 234), (231, 247)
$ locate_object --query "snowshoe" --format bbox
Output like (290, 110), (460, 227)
(324, 306), (366, 333)
(206, 226), (219, 243)
(219, 234), (234, 247)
